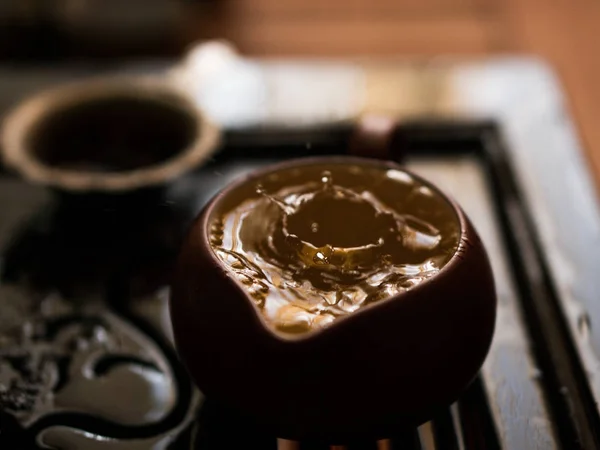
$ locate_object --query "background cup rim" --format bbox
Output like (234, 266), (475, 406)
(0, 76), (221, 193)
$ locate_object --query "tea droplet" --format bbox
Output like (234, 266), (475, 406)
(313, 252), (329, 265)
(321, 170), (333, 190)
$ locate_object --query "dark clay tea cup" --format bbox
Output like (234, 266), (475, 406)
(170, 156), (496, 441)
(1, 77), (220, 195)
(0, 77), (220, 297)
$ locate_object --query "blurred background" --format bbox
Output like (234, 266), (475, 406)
(0, 0), (598, 180)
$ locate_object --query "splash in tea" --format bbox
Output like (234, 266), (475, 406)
(209, 162), (460, 335)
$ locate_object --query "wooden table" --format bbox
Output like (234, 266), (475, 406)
(183, 0), (600, 191)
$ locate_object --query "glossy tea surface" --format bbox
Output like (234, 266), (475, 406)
(209, 162), (460, 335)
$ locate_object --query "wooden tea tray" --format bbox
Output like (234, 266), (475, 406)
(1, 47), (599, 449)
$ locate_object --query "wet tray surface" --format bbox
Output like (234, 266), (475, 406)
(1, 57), (600, 450)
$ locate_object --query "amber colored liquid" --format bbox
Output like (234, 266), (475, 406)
(209, 162), (460, 335)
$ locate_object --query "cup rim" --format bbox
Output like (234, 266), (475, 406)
(0, 76), (221, 193)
